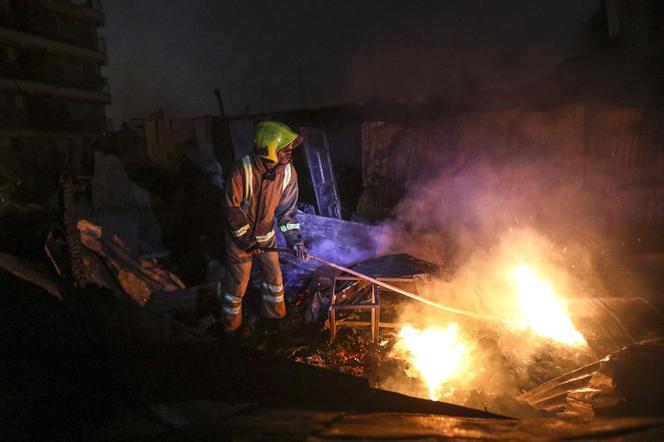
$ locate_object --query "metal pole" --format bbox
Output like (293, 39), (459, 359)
(213, 89), (225, 120)
(263, 248), (508, 324)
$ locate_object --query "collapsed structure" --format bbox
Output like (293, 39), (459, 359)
(3, 101), (663, 420)
(2, 1), (664, 439)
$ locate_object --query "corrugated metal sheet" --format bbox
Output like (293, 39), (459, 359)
(144, 118), (194, 171)
(360, 120), (456, 217)
(143, 116), (229, 177)
(518, 338), (664, 418)
(422, 293), (664, 417)
(585, 107), (664, 229)
(568, 296), (664, 356)
(359, 104), (664, 229)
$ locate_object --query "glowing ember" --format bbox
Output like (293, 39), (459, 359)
(512, 264), (586, 346)
(394, 323), (469, 400)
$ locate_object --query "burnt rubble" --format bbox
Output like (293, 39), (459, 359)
(520, 338), (664, 418)
(2, 95), (664, 438)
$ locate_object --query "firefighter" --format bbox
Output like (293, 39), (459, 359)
(221, 121), (308, 332)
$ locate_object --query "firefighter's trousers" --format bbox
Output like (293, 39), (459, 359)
(222, 233), (286, 331)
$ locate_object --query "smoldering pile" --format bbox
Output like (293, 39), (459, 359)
(241, 245), (664, 419)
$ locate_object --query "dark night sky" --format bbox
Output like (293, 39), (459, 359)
(102, 0), (598, 122)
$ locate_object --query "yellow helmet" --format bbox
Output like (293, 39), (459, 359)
(254, 121), (301, 164)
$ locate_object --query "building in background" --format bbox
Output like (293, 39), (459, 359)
(0, 1), (109, 153)
(0, 0), (109, 201)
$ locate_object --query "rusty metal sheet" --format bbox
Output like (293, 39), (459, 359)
(585, 107), (664, 230)
(568, 297), (664, 356)
(143, 118), (194, 171)
(520, 338), (664, 418)
(358, 105), (664, 229)
(359, 120), (452, 218)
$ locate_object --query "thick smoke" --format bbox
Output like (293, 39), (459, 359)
(371, 139), (643, 416)
(375, 140), (639, 294)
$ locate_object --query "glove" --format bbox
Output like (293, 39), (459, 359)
(292, 243), (309, 261)
(246, 243), (264, 257)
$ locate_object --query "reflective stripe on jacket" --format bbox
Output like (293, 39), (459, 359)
(224, 153), (303, 250)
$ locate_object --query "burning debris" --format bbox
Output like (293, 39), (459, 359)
(2, 131), (664, 439)
(510, 264), (586, 346)
(3, 1), (664, 438)
(240, 227), (663, 419)
(391, 323), (470, 401)
(36, 181), (660, 419)
(2, 129), (660, 423)
(351, 232), (589, 411)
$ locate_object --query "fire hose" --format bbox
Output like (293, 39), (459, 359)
(262, 247), (508, 324)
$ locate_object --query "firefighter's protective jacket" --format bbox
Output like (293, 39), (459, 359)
(223, 152), (303, 250)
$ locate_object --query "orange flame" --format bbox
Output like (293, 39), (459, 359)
(512, 264), (586, 346)
(392, 263), (586, 402)
(394, 323), (470, 401)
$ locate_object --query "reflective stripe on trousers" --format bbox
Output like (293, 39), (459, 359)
(222, 292), (242, 315)
(256, 229), (275, 243)
(262, 281), (284, 303)
(224, 232), (286, 326)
